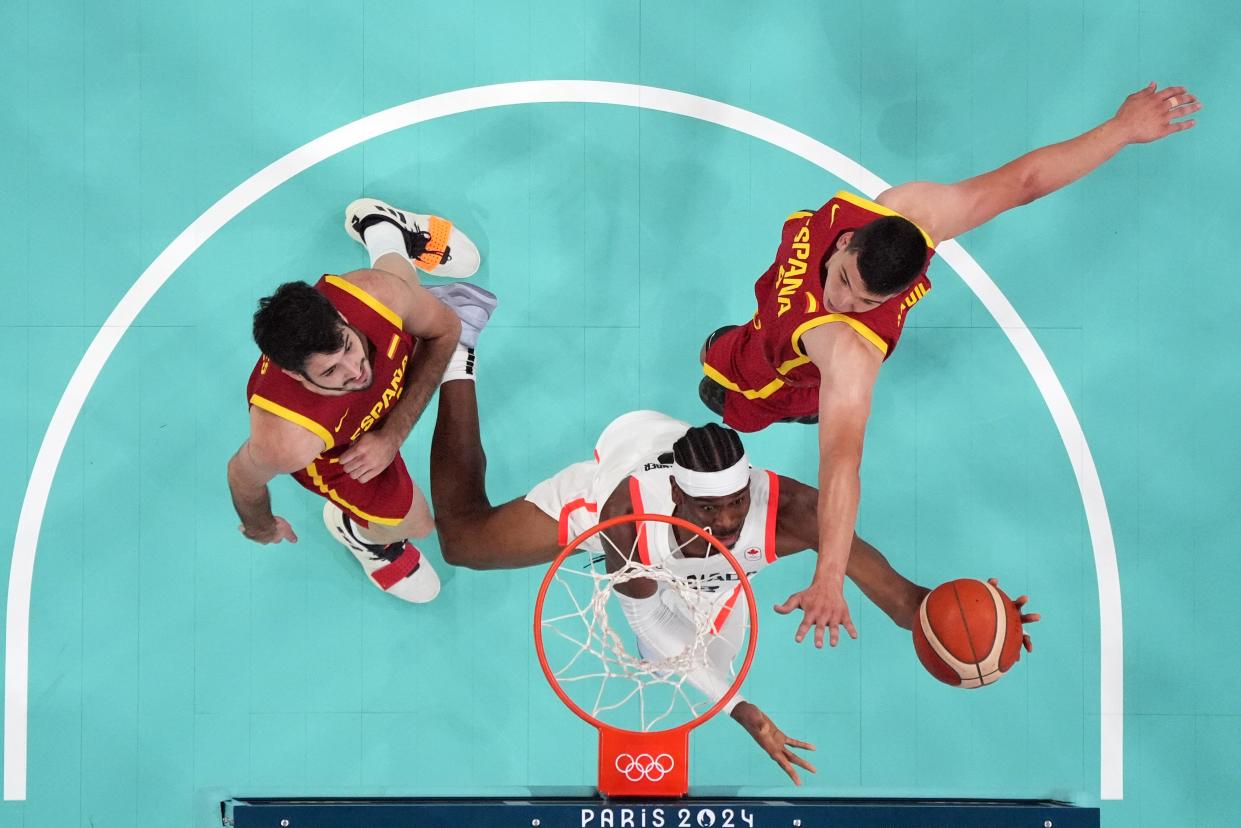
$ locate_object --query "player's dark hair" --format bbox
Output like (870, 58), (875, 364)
(848, 215), (928, 296)
(669, 423), (745, 473)
(252, 281), (346, 372)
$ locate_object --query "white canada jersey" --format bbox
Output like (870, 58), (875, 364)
(627, 460), (780, 581)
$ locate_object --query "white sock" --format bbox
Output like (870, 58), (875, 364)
(362, 221), (407, 266)
(441, 344), (477, 383)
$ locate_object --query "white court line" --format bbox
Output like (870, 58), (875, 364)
(3, 80), (1122, 801)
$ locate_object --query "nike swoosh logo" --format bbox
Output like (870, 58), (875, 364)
(334, 410), (349, 432)
(830, 203), (840, 225)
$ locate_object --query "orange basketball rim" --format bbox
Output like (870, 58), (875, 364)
(533, 513), (759, 798)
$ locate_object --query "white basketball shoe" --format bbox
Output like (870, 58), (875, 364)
(427, 284), (498, 349)
(344, 197), (481, 279)
(321, 502), (441, 603)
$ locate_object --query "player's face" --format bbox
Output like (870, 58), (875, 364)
(822, 239), (892, 315)
(671, 482), (751, 554)
(299, 325), (373, 394)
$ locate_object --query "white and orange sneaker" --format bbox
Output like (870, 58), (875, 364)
(344, 197), (481, 279)
(321, 502), (441, 603)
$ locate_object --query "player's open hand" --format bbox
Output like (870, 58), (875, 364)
(731, 702), (817, 786)
(339, 430), (399, 484)
(1113, 82), (1200, 143)
(239, 515), (298, 545)
(774, 577), (857, 648)
(989, 577), (1040, 653)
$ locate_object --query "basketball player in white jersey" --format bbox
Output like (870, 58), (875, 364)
(428, 353), (1039, 783)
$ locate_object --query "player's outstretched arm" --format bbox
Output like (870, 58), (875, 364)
(227, 410), (324, 544)
(773, 477), (929, 630)
(730, 702), (816, 786)
(336, 270), (461, 484)
(877, 82), (1201, 243)
(774, 324), (881, 647)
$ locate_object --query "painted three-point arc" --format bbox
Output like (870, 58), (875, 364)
(4, 80), (1121, 802)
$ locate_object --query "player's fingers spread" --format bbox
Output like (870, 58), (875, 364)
(787, 751), (817, 775)
(845, 618), (858, 639)
(787, 738), (816, 751)
(1022, 612), (1042, 624)
(1023, 634), (1034, 653)
(773, 595), (800, 614)
(776, 757), (801, 786)
(822, 623), (834, 649)
(794, 618), (811, 643)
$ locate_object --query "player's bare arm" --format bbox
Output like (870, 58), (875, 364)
(337, 268), (462, 484)
(877, 83), (1201, 243)
(227, 408), (325, 544)
(773, 475), (928, 630)
(773, 322), (881, 647)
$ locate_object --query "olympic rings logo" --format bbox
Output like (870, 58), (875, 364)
(614, 752), (676, 782)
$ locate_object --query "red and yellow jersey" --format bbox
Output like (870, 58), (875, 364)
(702, 191), (935, 431)
(244, 275), (417, 523)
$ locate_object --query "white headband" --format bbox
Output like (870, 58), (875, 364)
(671, 455), (751, 497)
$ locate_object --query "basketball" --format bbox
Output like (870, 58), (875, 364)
(913, 579), (1024, 688)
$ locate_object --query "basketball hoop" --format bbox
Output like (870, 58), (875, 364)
(533, 513), (758, 798)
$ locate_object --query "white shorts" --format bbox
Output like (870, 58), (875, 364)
(525, 410), (690, 550)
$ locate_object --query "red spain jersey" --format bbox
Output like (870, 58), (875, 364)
(245, 275), (418, 526)
(702, 191), (936, 432)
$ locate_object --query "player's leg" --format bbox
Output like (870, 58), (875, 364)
(422, 282), (562, 569)
(430, 377), (562, 569)
(350, 481), (432, 545)
(845, 534), (929, 629)
(320, 456), (441, 603)
(343, 198), (482, 281)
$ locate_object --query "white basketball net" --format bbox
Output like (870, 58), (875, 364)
(538, 518), (752, 732)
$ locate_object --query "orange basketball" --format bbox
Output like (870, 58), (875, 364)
(912, 578), (1024, 688)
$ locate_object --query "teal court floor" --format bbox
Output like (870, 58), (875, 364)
(2, 1), (1239, 826)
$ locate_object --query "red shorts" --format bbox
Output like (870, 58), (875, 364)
(702, 326), (819, 433)
(292, 450), (415, 528)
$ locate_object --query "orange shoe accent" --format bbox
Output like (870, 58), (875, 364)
(414, 215), (453, 270)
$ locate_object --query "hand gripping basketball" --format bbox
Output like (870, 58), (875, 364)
(912, 577), (1040, 688)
